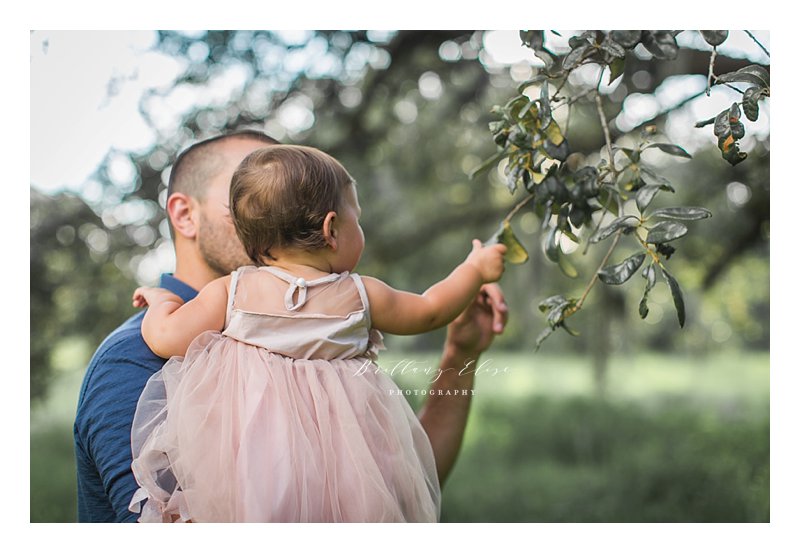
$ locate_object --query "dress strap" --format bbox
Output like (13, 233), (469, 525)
(224, 267), (243, 329)
(349, 273), (371, 328)
(259, 266), (342, 311)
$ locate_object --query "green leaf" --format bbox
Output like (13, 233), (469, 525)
(742, 86), (766, 122)
(660, 266), (686, 327)
(538, 294), (569, 312)
(520, 30), (544, 49)
(534, 325), (557, 351)
(700, 30), (728, 46)
(574, 166), (599, 197)
(543, 139), (569, 162)
(533, 47), (556, 71)
(610, 30), (642, 48)
(712, 105), (749, 165)
(646, 221), (688, 244)
(598, 188), (620, 217)
(608, 57), (625, 84)
(638, 263), (657, 319)
(638, 297), (649, 319)
(540, 295), (578, 326)
(644, 143), (692, 158)
(468, 151), (504, 180)
(568, 205), (589, 228)
(639, 167), (670, 188)
(543, 119), (565, 146)
(598, 252), (647, 285)
(635, 184), (671, 213)
(563, 44), (590, 70)
(573, 31), (597, 46)
(740, 62), (770, 86)
(485, 220), (529, 264)
(716, 64), (769, 88)
(599, 37), (626, 59)
(535, 295), (580, 350)
(649, 207), (712, 221)
(539, 82), (552, 129)
(561, 227), (579, 243)
(558, 252), (579, 278)
(729, 103), (745, 139)
(642, 31), (679, 60)
(544, 226), (559, 263)
(615, 147), (639, 163)
(713, 108), (731, 138)
(591, 215), (639, 243)
(616, 163), (645, 191)
(719, 135), (748, 165)
(560, 320), (580, 337)
(504, 165), (519, 194)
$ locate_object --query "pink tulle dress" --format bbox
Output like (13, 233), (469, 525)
(128, 266), (441, 522)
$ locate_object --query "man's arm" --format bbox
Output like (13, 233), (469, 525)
(416, 284), (508, 486)
(75, 333), (163, 522)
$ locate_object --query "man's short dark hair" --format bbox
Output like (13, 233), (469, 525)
(167, 130), (280, 201)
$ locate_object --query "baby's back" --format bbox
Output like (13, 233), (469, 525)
(222, 266), (374, 360)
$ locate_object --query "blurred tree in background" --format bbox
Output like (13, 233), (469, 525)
(30, 30), (769, 524)
(30, 30), (769, 401)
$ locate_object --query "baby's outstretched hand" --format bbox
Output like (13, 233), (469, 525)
(465, 239), (507, 283)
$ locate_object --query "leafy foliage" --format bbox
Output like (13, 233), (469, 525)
(442, 394), (768, 522)
(30, 190), (138, 401)
(474, 30), (768, 348)
(30, 30), (769, 398)
(696, 64), (770, 165)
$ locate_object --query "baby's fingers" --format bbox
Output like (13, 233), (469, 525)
(132, 287), (149, 308)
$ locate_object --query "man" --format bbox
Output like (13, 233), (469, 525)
(73, 130), (508, 522)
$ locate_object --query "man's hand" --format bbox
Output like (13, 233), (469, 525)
(420, 283), (508, 486)
(444, 283), (508, 358)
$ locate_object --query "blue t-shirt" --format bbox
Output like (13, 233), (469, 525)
(73, 274), (198, 522)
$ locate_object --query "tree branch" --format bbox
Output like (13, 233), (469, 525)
(503, 194), (534, 224)
(594, 93), (617, 176)
(745, 30), (770, 58)
(706, 47), (717, 96)
(575, 230), (623, 311)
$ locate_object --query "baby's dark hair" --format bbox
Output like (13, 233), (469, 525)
(230, 145), (355, 265)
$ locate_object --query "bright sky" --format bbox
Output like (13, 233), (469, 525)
(30, 31), (181, 192)
(30, 30), (770, 196)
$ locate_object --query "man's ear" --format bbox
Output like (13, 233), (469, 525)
(167, 193), (199, 239)
(322, 211), (338, 250)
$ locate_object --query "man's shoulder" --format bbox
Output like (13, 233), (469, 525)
(92, 311), (150, 362)
(76, 311), (165, 412)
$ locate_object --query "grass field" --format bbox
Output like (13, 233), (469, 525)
(30, 350), (769, 522)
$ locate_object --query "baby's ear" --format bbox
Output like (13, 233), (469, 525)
(322, 211), (338, 249)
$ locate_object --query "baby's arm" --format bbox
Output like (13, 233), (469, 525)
(363, 240), (507, 335)
(132, 276), (230, 358)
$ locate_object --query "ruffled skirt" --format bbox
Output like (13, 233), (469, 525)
(129, 331), (440, 522)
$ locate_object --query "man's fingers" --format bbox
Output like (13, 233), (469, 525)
(481, 283), (508, 333)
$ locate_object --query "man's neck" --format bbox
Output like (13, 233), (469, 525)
(173, 250), (220, 292)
